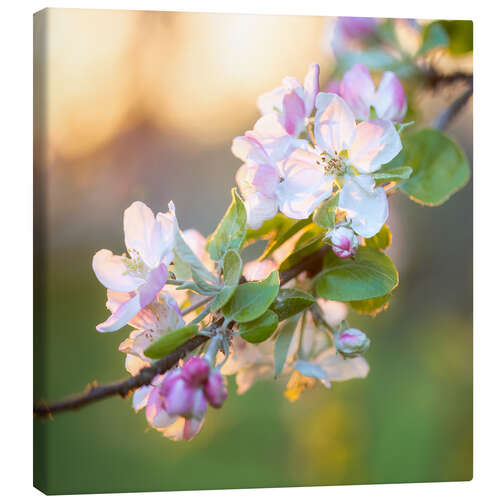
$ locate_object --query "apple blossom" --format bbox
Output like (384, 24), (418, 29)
(116, 290), (185, 375)
(257, 63), (320, 137)
(335, 328), (371, 358)
(341, 64), (407, 122)
(92, 201), (177, 332)
(326, 225), (359, 259)
(328, 17), (378, 56)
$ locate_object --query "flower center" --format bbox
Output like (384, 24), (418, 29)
(122, 250), (148, 279)
(317, 150), (347, 176)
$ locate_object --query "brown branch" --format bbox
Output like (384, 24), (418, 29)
(423, 65), (473, 90)
(34, 245), (330, 418)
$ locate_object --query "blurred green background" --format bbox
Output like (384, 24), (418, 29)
(34, 9), (472, 494)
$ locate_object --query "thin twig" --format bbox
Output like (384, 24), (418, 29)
(34, 245), (330, 418)
(433, 86), (473, 131)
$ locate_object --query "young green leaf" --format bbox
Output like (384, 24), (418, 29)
(279, 228), (325, 271)
(316, 246), (398, 301)
(364, 225), (392, 250)
(244, 213), (290, 246)
(399, 129), (470, 206)
(260, 216), (312, 260)
(222, 270), (280, 323)
(209, 249), (242, 312)
(239, 310), (279, 344)
(174, 230), (217, 284)
(313, 193), (339, 229)
(270, 288), (316, 322)
(206, 188), (247, 262)
(273, 315), (300, 377)
(439, 20), (473, 54)
(143, 325), (199, 359)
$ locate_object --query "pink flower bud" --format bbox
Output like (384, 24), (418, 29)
(326, 226), (359, 259)
(335, 328), (370, 358)
(160, 372), (207, 419)
(182, 357), (210, 386)
(203, 370), (228, 408)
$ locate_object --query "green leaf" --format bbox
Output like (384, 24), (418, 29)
(260, 216), (312, 260)
(244, 214), (291, 246)
(270, 288), (316, 322)
(418, 22), (449, 56)
(316, 246), (399, 301)
(174, 230), (217, 283)
(279, 227), (325, 272)
(273, 315), (300, 377)
(372, 160), (413, 185)
(349, 294), (391, 317)
(365, 225), (392, 251)
(399, 129), (470, 206)
(209, 250), (242, 312)
(439, 20), (473, 54)
(313, 193), (339, 229)
(189, 268), (221, 295)
(206, 188), (247, 262)
(239, 310), (279, 344)
(222, 270), (280, 323)
(144, 325), (199, 359)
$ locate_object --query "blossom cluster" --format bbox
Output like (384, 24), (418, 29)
(234, 61), (406, 249)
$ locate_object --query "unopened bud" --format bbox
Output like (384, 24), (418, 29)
(326, 226), (358, 258)
(335, 328), (370, 358)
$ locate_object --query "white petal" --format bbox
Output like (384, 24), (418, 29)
(232, 134), (269, 164)
(244, 192), (278, 230)
(257, 86), (287, 115)
(316, 349), (370, 381)
(132, 385), (152, 412)
(303, 63), (320, 116)
(348, 119), (402, 173)
(123, 201), (156, 266)
(92, 249), (144, 292)
(314, 93), (356, 154)
(338, 175), (388, 238)
(252, 114), (295, 163)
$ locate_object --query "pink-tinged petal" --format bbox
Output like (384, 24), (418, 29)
(92, 249), (144, 292)
(348, 119), (402, 173)
(164, 378), (196, 417)
(243, 259), (277, 281)
(123, 201), (156, 262)
(138, 264), (168, 309)
(374, 71), (407, 122)
(252, 114), (294, 163)
(106, 290), (156, 330)
(145, 386), (163, 425)
(314, 93), (356, 154)
(338, 17), (377, 38)
(181, 416), (205, 441)
(317, 298), (348, 326)
(303, 62), (320, 116)
(282, 90), (306, 136)
(338, 175), (388, 238)
(204, 371), (228, 408)
(252, 164), (281, 198)
(244, 192), (278, 230)
(341, 64), (375, 121)
(257, 85), (287, 115)
(96, 292), (142, 333)
(96, 265), (167, 333)
(235, 163), (255, 198)
(324, 79), (341, 95)
(190, 389), (208, 419)
(231, 134), (269, 164)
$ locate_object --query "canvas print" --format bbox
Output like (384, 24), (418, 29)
(33, 9), (473, 494)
